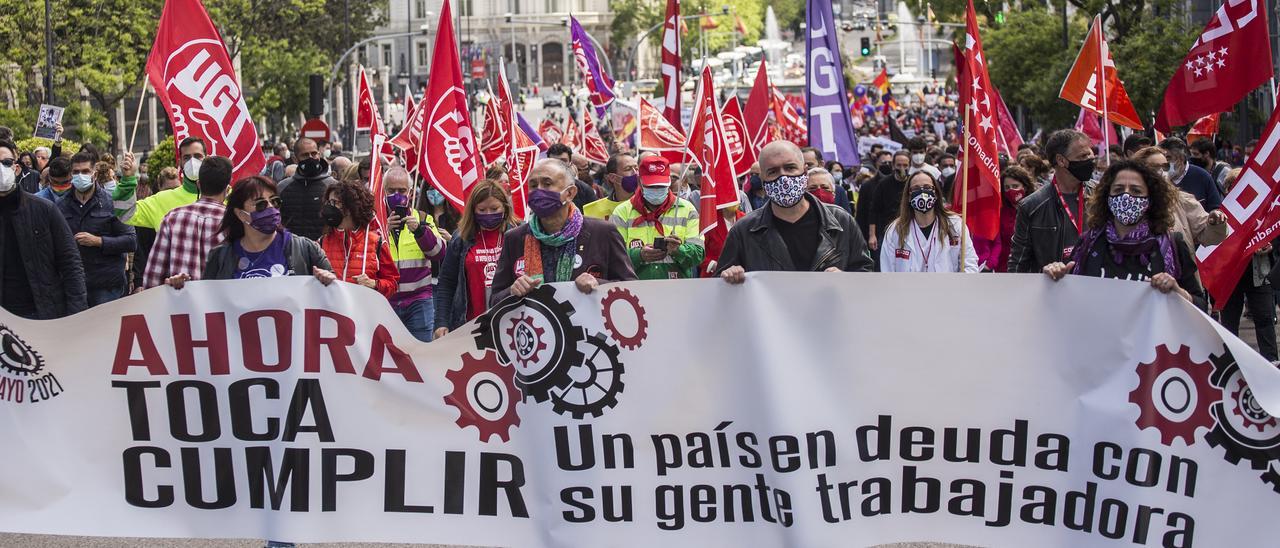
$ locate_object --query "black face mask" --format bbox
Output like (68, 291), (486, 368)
(298, 158), (328, 179)
(877, 163), (893, 176)
(320, 203), (344, 227)
(1188, 157), (1209, 170)
(1065, 157), (1096, 183)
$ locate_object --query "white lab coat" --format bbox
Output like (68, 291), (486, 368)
(879, 215), (980, 273)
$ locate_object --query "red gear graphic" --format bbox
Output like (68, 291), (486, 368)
(601, 287), (648, 350)
(505, 312), (548, 369)
(1128, 344), (1218, 446)
(444, 350), (521, 443)
(1230, 378), (1278, 432)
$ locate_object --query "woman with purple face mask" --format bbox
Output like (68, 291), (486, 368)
(166, 176), (336, 287)
(433, 179), (520, 339)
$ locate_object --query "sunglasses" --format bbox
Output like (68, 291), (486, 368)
(248, 196), (282, 212)
(0, 159), (13, 167)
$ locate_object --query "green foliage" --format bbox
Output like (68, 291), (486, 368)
(1109, 16), (1198, 123)
(612, 0), (794, 73)
(16, 137), (81, 156)
(0, 108), (35, 139)
(146, 136), (177, 180)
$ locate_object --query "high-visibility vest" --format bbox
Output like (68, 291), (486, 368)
(388, 209), (443, 294)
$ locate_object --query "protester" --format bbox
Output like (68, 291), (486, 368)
(801, 147), (853, 212)
(433, 179), (519, 338)
(1190, 138), (1232, 194)
(584, 152), (638, 220)
(105, 152), (144, 218)
(34, 154), (76, 202)
(143, 156), (232, 289)
(489, 159), (635, 302)
(867, 150), (912, 255)
(1160, 137), (1223, 211)
(1130, 146), (1227, 249)
(126, 137), (207, 291)
(995, 166), (1036, 272)
(806, 168), (839, 205)
(382, 167), (448, 342)
(611, 155), (703, 280)
(571, 153), (601, 209)
(423, 183), (461, 236)
(262, 142), (290, 182)
(277, 137), (336, 241)
(3, 144), (37, 195)
(317, 180), (398, 299)
(1008, 129), (1095, 273)
(167, 176), (335, 286)
(879, 171), (978, 273)
(1043, 160), (1205, 308)
(0, 141), (86, 319)
(1216, 168), (1277, 360)
(718, 141), (873, 283)
(57, 151), (136, 306)
(906, 137), (942, 179)
(854, 150), (893, 241)
(1122, 134), (1153, 158)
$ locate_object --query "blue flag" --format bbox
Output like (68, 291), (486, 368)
(805, 0), (860, 165)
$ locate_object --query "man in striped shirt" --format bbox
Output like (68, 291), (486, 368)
(142, 156), (233, 288)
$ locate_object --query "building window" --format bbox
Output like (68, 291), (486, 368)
(544, 0), (558, 11)
(461, 0), (473, 16)
(509, 0), (520, 15)
(417, 42), (429, 67)
(415, 0), (427, 18)
(382, 44), (393, 68)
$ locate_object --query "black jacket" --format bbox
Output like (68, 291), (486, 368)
(0, 190), (86, 318)
(57, 188), (136, 290)
(434, 234), (476, 332)
(277, 174), (335, 241)
(868, 174), (905, 242)
(716, 194), (874, 274)
(1077, 231), (1206, 310)
(1008, 182), (1085, 273)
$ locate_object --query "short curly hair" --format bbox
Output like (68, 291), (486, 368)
(1086, 159), (1177, 234)
(323, 180), (376, 233)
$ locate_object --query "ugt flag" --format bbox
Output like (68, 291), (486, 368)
(804, 0), (859, 165)
(570, 16), (616, 120)
(415, 0), (481, 210)
(146, 0), (265, 179)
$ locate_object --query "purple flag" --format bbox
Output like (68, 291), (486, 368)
(805, 0), (860, 165)
(517, 113), (548, 153)
(570, 16), (615, 120)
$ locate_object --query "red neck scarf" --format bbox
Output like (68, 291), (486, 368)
(629, 190), (676, 236)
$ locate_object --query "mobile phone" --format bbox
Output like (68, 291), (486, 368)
(653, 237), (665, 248)
(393, 205), (409, 219)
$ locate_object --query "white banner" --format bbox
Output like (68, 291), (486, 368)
(2, 274), (1280, 547)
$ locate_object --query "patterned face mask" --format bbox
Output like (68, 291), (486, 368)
(1108, 193), (1150, 226)
(763, 173), (808, 208)
(910, 188), (937, 213)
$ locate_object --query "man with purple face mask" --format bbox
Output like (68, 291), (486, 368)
(383, 166), (448, 342)
(583, 152), (639, 221)
(489, 159), (635, 304)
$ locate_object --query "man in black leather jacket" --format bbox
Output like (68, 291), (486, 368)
(717, 141), (873, 282)
(1008, 129), (1096, 273)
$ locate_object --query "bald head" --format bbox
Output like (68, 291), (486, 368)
(384, 166), (411, 194)
(759, 141), (805, 182)
(331, 155), (352, 174)
(530, 158), (576, 190)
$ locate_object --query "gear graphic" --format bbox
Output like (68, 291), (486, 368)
(1262, 462), (1280, 494)
(505, 312), (548, 370)
(1128, 344), (1217, 446)
(601, 287), (648, 350)
(550, 333), (626, 419)
(0, 326), (44, 377)
(1231, 378), (1279, 432)
(473, 285), (585, 403)
(444, 350), (521, 443)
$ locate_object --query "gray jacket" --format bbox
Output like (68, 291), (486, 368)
(202, 231), (332, 280)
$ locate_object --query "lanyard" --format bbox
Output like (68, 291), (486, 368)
(913, 220), (937, 271)
(1056, 184), (1085, 236)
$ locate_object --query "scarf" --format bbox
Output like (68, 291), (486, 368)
(1071, 221), (1180, 279)
(629, 190), (676, 236)
(524, 205), (584, 283)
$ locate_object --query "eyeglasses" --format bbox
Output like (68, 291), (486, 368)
(248, 196), (283, 212)
(0, 159), (13, 167)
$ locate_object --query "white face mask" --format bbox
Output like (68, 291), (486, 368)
(183, 157), (202, 181)
(941, 166), (956, 178)
(0, 165), (14, 193)
(911, 153), (926, 166)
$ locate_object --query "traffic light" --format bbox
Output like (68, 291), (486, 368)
(995, 12), (1005, 24)
(860, 37), (871, 56)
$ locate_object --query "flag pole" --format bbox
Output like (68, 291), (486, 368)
(1096, 16), (1110, 166)
(127, 78), (150, 153)
(959, 102), (972, 269)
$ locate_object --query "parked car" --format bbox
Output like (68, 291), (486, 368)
(543, 94), (563, 108)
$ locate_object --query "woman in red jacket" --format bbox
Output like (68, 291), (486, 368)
(318, 180), (399, 298)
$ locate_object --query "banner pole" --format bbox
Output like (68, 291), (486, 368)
(959, 103), (972, 270)
(1097, 17), (1110, 165)
(127, 78), (150, 153)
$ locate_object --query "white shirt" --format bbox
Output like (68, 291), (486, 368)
(879, 215), (980, 273)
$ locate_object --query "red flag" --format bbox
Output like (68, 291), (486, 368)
(771, 87), (807, 146)
(991, 86), (1024, 153)
(560, 115), (581, 149)
(1198, 105), (1280, 306)
(415, 1), (481, 211)
(660, 0), (683, 133)
(1156, 0), (1273, 131)
(700, 15), (719, 30)
(507, 126), (536, 220)
(480, 62), (514, 166)
(1059, 16), (1144, 131)
(539, 118), (564, 144)
(638, 97), (687, 164)
(355, 67), (386, 137)
(369, 134), (388, 234)
(872, 68), (890, 95)
(1075, 107), (1118, 152)
(735, 14), (749, 35)
(954, 0), (1002, 240)
(743, 61), (773, 149)
(582, 112), (610, 165)
(679, 18), (689, 35)
(389, 90), (421, 170)
(686, 67), (740, 236)
(145, 0), (265, 180)
(1188, 113), (1221, 142)
(721, 96), (756, 175)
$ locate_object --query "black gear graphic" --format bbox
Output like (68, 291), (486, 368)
(1205, 351), (1280, 470)
(550, 332), (625, 419)
(473, 285), (585, 402)
(1262, 462), (1280, 494)
(0, 326), (44, 377)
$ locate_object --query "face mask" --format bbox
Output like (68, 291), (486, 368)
(320, 203), (344, 227)
(71, 173), (95, 192)
(894, 167), (909, 181)
(677, 189), (692, 201)
(910, 188), (937, 213)
(1168, 162), (1186, 181)
(248, 207), (281, 234)
(941, 167), (956, 178)
(297, 158), (328, 179)
(1003, 187), (1025, 205)
(386, 193), (409, 210)
(0, 165), (14, 193)
(1065, 157), (1096, 183)
(528, 187), (568, 218)
(911, 153), (926, 166)
(1108, 193), (1150, 226)
(183, 157), (202, 181)
(642, 185), (670, 205)
(763, 173), (807, 208)
(878, 163), (893, 176)
(103, 181), (118, 194)
(1188, 157), (1209, 170)
(476, 211), (505, 230)
(812, 188), (836, 204)
(620, 174), (640, 193)
(831, 172), (844, 183)
(426, 189), (445, 206)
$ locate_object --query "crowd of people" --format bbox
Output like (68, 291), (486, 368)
(0, 115), (1273, 359)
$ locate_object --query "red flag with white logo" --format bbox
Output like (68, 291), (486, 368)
(954, 0), (1002, 240)
(540, 118), (564, 145)
(1188, 113), (1221, 142)
(1156, 0), (1272, 131)
(771, 87), (807, 146)
(369, 134), (388, 234)
(1059, 16), (1144, 131)
(389, 89), (420, 171)
(582, 111), (610, 165)
(355, 67), (386, 137)
(145, 0), (265, 180)
(481, 60), (514, 166)
(508, 126), (536, 220)
(721, 96), (756, 176)
(660, 0), (683, 132)
(744, 61), (773, 149)
(687, 67), (740, 236)
(560, 115), (581, 149)
(638, 97), (687, 164)
(415, 1), (481, 211)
